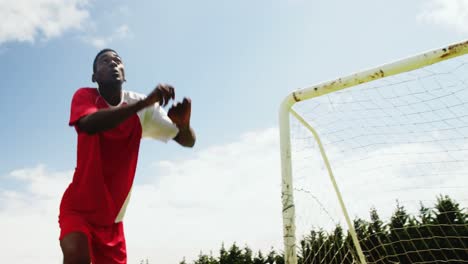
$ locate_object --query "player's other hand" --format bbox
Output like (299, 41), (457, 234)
(168, 98), (192, 129)
(142, 83), (175, 107)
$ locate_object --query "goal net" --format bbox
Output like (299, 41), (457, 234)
(279, 40), (468, 264)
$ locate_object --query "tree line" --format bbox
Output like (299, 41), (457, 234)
(179, 195), (467, 264)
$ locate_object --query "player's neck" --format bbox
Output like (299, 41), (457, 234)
(97, 83), (122, 106)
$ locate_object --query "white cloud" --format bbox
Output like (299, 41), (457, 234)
(0, 0), (131, 48)
(2, 126), (466, 263)
(0, 165), (73, 263)
(418, 0), (468, 33)
(0, 0), (90, 44)
(126, 127), (284, 263)
(0, 128), (283, 264)
(83, 24), (131, 49)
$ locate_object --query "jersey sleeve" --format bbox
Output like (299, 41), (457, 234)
(124, 90), (179, 142)
(69, 88), (99, 128)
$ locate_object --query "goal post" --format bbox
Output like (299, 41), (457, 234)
(279, 40), (468, 264)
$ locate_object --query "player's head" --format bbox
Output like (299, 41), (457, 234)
(92, 48), (126, 85)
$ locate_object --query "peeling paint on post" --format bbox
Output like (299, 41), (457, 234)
(289, 40), (468, 103)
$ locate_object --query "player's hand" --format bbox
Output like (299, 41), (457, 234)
(142, 83), (175, 107)
(168, 98), (192, 129)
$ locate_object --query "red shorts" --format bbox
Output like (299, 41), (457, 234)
(59, 214), (127, 264)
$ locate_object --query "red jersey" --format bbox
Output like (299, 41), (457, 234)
(60, 87), (178, 226)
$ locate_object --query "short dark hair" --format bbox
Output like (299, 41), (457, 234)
(93, 48), (118, 73)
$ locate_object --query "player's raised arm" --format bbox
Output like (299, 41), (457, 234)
(168, 98), (196, 147)
(77, 84), (175, 134)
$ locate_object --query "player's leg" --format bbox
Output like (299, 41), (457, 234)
(58, 214), (94, 264)
(60, 232), (91, 264)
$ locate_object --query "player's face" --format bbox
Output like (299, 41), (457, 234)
(93, 51), (126, 85)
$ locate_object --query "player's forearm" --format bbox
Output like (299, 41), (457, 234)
(78, 101), (146, 134)
(174, 126), (196, 147)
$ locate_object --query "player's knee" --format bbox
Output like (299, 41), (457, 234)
(62, 245), (90, 264)
(64, 256), (90, 264)
(60, 233), (90, 264)
(63, 249), (91, 264)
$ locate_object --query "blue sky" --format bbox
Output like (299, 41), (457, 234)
(1, 0), (467, 263)
(1, 0), (464, 177)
